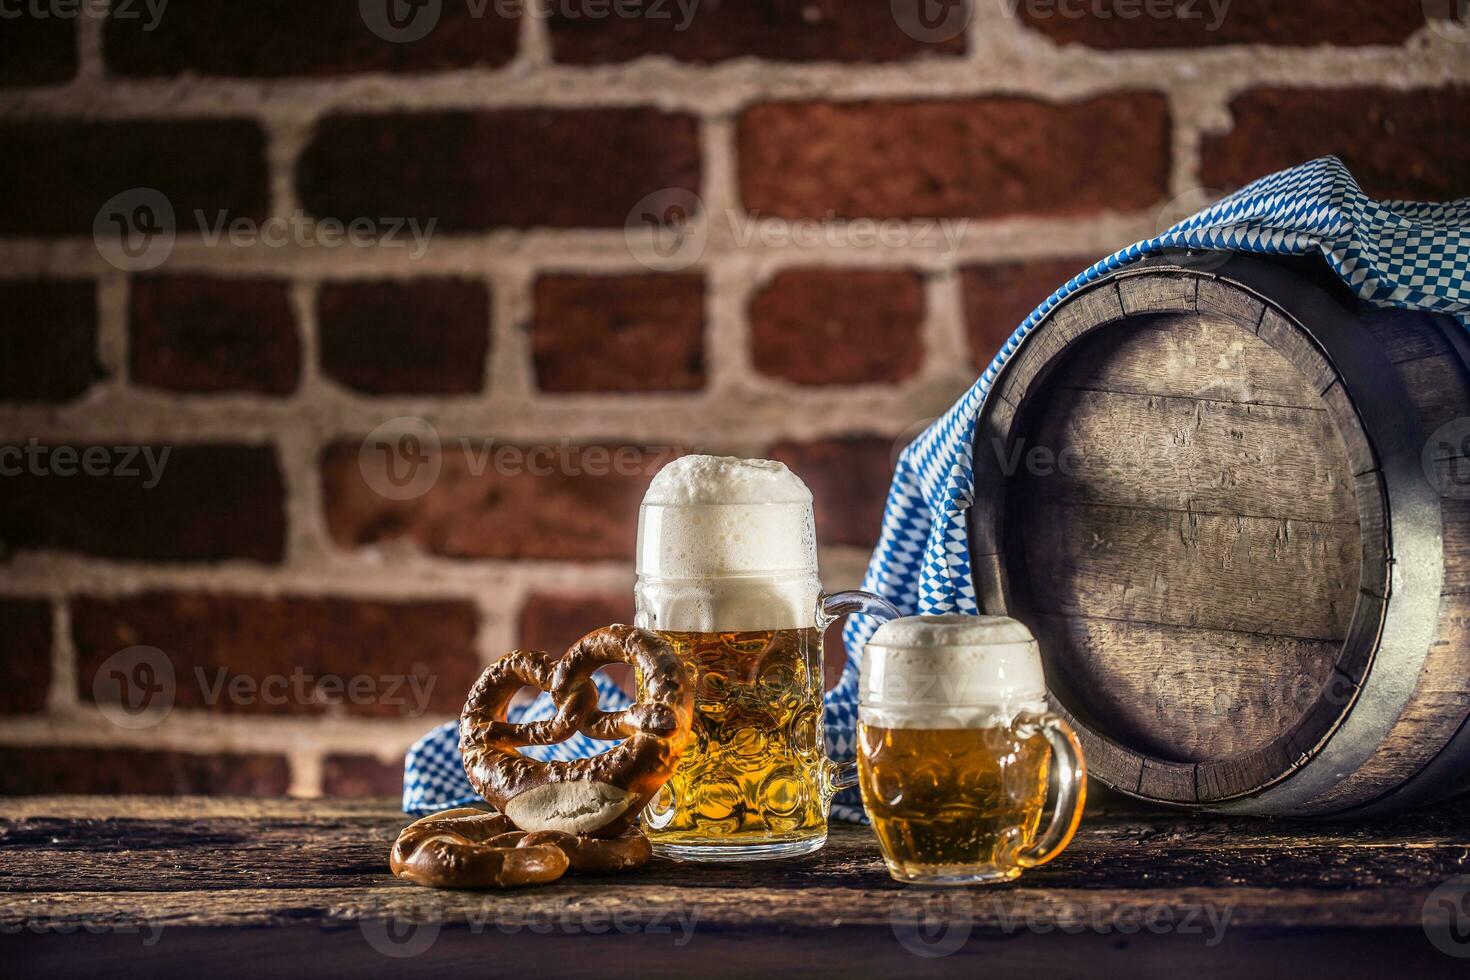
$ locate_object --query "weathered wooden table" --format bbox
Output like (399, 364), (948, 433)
(3, 793), (1469, 978)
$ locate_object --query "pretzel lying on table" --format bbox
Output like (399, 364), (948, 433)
(391, 625), (693, 888)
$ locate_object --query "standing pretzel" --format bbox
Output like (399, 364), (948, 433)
(459, 624), (694, 837)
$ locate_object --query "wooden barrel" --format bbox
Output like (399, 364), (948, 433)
(968, 254), (1470, 817)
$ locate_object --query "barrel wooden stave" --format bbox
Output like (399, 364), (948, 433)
(969, 256), (1470, 817)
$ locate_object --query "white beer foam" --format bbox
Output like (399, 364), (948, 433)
(860, 614), (1049, 729)
(643, 454), (812, 507)
(636, 455), (819, 631)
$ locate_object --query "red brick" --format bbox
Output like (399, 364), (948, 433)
(1201, 87), (1470, 202)
(0, 599), (51, 715)
(0, 281), (102, 402)
(130, 277), (299, 395)
(73, 593), (480, 718)
(1014, 0), (1428, 49)
(516, 593), (638, 698)
(0, 11), (76, 86)
(749, 269), (924, 386)
(297, 109), (700, 230)
(549, 0), (967, 63)
(105, 1), (518, 77)
(738, 96), (1171, 220)
(322, 755), (403, 797)
(318, 279), (489, 395)
(0, 747), (290, 795)
(532, 274), (704, 393)
(0, 120), (268, 236)
(519, 593), (637, 655)
(1, 445), (285, 563)
(961, 258), (1094, 368)
(769, 437), (894, 549)
(322, 441), (674, 561)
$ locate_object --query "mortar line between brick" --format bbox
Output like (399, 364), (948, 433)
(0, 546), (870, 598)
(287, 748), (324, 798)
(4, 44), (1466, 119)
(72, 1), (106, 84)
(0, 212), (1159, 278)
(47, 598), (79, 714)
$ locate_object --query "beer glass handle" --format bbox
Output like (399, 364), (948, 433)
(1013, 712), (1087, 869)
(816, 590), (900, 793)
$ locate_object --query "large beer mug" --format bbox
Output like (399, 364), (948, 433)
(858, 614), (1086, 884)
(634, 455), (898, 861)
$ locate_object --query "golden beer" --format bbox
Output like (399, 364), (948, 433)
(857, 613), (1087, 884)
(858, 723), (1050, 882)
(634, 454), (901, 860)
(641, 628), (829, 852)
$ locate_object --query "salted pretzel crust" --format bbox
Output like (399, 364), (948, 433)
(388, 808), (568, 889)
(459, 624), (694, 837)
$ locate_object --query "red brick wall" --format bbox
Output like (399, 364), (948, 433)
(1, 1), (1466, 797)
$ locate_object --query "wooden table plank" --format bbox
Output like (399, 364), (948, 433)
(2, 795), (1469, 978)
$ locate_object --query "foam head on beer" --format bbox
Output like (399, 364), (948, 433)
(636, 455), (819, 633)
(860, 614), (1049, 729)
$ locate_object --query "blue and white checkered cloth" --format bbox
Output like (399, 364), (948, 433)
(404, 157), (1469, 820)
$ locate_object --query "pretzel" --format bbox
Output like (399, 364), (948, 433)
(389, 808), (569, 888)
(520, 828), (653, 871)
(486, 827), (653, 871)
(459, 624), (694, 837)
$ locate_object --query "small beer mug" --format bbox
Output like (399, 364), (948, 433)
(857, 614), (1086, 885)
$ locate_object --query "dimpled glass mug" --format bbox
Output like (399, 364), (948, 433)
(633, 456), (898, 861)
(858, 614), (1086, 885)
